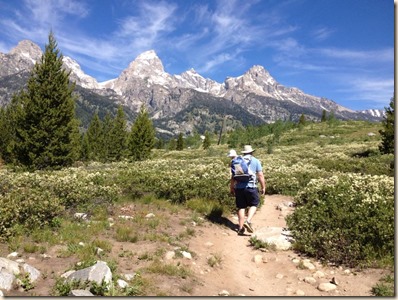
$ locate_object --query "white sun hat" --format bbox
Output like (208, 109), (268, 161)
(227, 149), (237, 157)
(241, 145), (255, 154)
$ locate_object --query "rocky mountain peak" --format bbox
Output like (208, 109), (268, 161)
(176, 68), (225, 95)
(179, 68), (205, 83)
(0, 40), (43, 77)
(224, 65), (278, 97)
(127, 49), (165, 76)
(9, 40), (42, 64)
(62, 56), (99, 89)
(112, 49), (172, 91)
(245, 65), (277, 85)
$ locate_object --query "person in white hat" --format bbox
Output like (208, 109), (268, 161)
(229, 145), (266, 235)
(227, 149), (237, 159)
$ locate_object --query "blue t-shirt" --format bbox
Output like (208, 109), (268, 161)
(234, 155), (262, 189)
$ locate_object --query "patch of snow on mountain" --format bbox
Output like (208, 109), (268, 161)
(137, 50), (158, 60)
(360, 109), (384, 118)
(20, 51), (36, 64)
(63, 56), (99, 89)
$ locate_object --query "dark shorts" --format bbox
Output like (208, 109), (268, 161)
(235, 188), (260, 209)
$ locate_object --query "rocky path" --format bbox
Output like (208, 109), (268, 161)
(0, 194), (388, 297)
(187, 195), (387, 296)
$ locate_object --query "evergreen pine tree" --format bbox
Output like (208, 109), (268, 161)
(321, 110), (327, 122)
(12, 32), (80, 169)
(85, 111), (103, 161)
(101, 112), (113, 161)
(299, 114), (306, 126)
(0, 107), (8, 161)
(176, 133), (184, 150)
(0, 97), (23, 163)
(328, 110), (336, 122)
(156, 138), (164, 149)
(80, 132), (90, 161)
(128, 105), (156, 161)
(108, 106), (128, 161)
(202, 132), (211, 149)
(168, 138), (176, 151)
(379, 97), (394, 154)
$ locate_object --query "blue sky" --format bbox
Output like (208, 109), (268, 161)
(0, 0), (393, 111)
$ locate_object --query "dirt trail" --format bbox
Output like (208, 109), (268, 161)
(0, 194), (387, 297)
(187, 194), (387, 296)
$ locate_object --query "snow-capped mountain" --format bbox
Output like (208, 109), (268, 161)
(360, 109), (386, 118)
(62, 56), (100, 90)
(0, 40), (42, 77)
(0, 40), (383, 136)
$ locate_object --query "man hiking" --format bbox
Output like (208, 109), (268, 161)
(229, 145), (266, 235)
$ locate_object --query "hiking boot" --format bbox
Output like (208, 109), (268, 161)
(244, 221), (254, 233)
(237, 227), (245, 236)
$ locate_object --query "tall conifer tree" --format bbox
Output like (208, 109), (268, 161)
(101, 112), (113, 161)
(176, 133), (184, 150)
(85, 111), (103, 161)
(299, 114), (306, 126)
(168, 138), (176, 151)
(321, 110), (327, 122)
(0, 97), (23, 163)
(379, 97), (394, 154)
(202, 132), (211, 149)
(13, 32), (80, 169)
(128, 105), (155, 161)
(108, 106), (128, 161)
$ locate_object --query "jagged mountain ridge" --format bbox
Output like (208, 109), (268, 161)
(0, 39), (383, 137)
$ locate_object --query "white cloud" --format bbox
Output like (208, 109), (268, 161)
(0, 41), (8, 53)
(311, 27), (334, 41)
(318, 47), (393, 62)
(117, 1), (176, 39)
(182, 0), (284, 72)
(22, 0), (88, 29)
(350, 78), (393, 92)
(198, 52), (235, 73)
(333, 76), (393, 108)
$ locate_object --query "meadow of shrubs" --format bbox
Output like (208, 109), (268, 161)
(0, 120), (394, 272)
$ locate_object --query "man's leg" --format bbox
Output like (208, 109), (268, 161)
(243, 189), (259, 233)
(238, 208), (246, 229)
(246, 206), (257, 223)
(235, 189), (246, 232)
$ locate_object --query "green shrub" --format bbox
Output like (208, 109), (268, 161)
(0, 189), (64, 239)
(286, 173), (394, 267)
(249, 236), (276, 251)
(312, 153), (393, 176)
(371, 274), (394, 296)
(146, 260), (192, 279)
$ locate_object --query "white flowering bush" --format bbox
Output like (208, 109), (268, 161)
(116, 158), (234, 210)
(286, 173), (394, 267)
(262, 160), (330, 195)
(0, 166), (122, 239)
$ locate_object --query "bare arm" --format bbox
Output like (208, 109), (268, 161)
(230, 177), (236, 195)
(257, 171), (266, 195)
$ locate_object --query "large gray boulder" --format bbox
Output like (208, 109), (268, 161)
(64, 261), (112, 285)
(253, 227), (293, 250)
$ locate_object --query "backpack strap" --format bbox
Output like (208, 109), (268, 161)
(243, 155), (256, 183)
